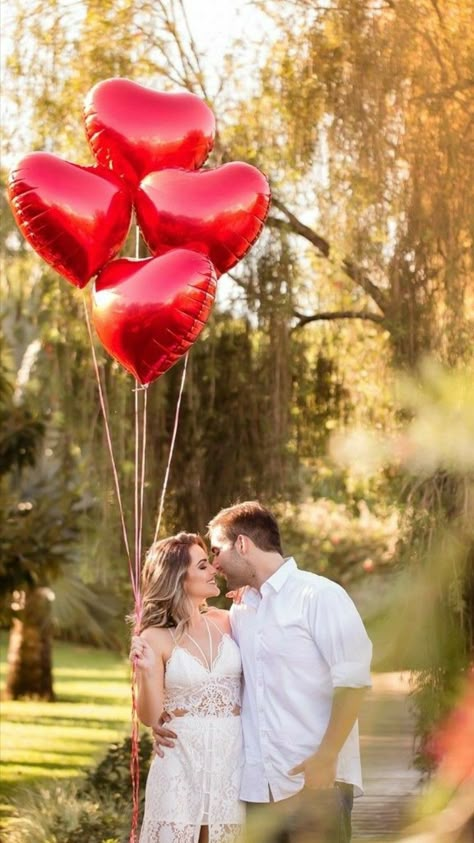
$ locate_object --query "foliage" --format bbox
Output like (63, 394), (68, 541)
(6, 782), (122, 843)
(0, 634), (130, 808)
(2, 0), (473, 787)
(0, 392), (45, 476)
(84, 733), (153, 802)
(411, 665), (467, 777)
(250, 0), (474, 367)
(332, 363), (474, 768)
(6, 735), (153, 843)
(279, 497), (399, 584)
(0, 466), (84, 596)
(1, 0), (403, 551)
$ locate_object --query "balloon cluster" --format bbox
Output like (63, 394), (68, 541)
(7, 78), (271, 385)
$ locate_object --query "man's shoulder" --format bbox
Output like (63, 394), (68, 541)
(229, 595), (247, 621)
(291, 566), (345, 596)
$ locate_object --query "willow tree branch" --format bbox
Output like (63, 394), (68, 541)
(268, 197), (389, 314)
(270, 198), (330, 257)
(177, 0), (209, 101)
(340, 260), (388, 314)
(292, 309), (385, 331)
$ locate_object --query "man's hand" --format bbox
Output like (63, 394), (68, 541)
(152, 713), (177, 758)
(225, 587), (247, 604)
(288, 749), (337, 790)
(290, 687), (366, 789)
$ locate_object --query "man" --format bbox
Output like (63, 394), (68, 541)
(155, 501), (372, 843)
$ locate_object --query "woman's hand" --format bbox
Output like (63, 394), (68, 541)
(130, 635), (156, 671)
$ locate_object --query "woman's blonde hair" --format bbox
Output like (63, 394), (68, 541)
(136, 532), (207, 637)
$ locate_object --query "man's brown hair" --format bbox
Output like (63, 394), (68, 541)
(208, 501), (283, 555)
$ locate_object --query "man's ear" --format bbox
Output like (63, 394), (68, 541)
(237, 534), (251, 555)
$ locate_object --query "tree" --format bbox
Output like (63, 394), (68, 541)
(2, 2), (472, 725)
(228, 0), (473, 365)
(0, 358), (52, 699)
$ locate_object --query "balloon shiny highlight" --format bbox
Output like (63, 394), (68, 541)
(7, 152), (132, 288)
(135, 162), (271, 275)
(84, 78), (216, 188)
(92, 249), (217, 384)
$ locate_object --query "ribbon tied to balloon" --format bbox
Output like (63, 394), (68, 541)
(7, 77), (271, 383)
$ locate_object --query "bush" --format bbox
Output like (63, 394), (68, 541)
(279, 497), (399, 584)
(6, 783), (121, 843)
(6, 734), (153, 843)
(84, 733), (154, 802)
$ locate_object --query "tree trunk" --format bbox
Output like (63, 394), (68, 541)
(5, 586), (55, 701)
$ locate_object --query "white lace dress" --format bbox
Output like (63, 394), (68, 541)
(139, 620), (245, 843)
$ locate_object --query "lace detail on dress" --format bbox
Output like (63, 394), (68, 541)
(139, 632), (245, 843)
(140, 821), (242, 843)
(164, 674), (241, 718)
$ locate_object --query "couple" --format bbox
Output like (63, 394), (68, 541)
(130, 501), (372, 843)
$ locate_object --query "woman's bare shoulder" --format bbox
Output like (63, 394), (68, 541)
(207, 606), (231, 633)
(141, 625), (173, 652)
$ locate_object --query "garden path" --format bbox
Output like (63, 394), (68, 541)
(352, 672), (422, 841)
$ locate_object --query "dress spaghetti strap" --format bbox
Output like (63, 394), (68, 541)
(185, 616), (214, 671)
(205, 615), (224, 636)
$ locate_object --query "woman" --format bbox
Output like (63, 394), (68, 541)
(130, 532), (244, 843)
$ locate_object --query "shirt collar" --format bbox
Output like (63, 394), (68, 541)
(262, 557), (297, 593)
(242, 557), (297, 605)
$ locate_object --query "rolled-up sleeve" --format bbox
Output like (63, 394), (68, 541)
(307, 583), (372, 688)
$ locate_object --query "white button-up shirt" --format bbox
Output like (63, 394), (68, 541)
(230, 558), (372, 803)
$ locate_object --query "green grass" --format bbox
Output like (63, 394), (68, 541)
(0, 632), (131, 823)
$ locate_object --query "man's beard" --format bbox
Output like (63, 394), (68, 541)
(226, 572), (249, 590)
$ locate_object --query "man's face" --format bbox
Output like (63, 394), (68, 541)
(209, 527), (255, 590)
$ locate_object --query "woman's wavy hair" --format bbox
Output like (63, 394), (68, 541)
(135, 532), (207, 637)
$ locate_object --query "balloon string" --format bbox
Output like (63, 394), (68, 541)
(129, 668), (141, 843)
(129, 225), (146, 843)
(153, 351), (189, 543)
(135, 221), (140, 259)
(83, 289), (140, 838)
(132, 223), (145, 605)
(139, 384), (148, 602)
(134, 384), (140, 598)
(132, 382), (148, 611)
(129, 380), (148, 842)
(82, 293), (132, 566)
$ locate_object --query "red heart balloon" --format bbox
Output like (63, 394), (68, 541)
(84, 78), (216, 188)
(7, 152), (132, 289)
(134, 162), (271, 276)
(92, 249), (217, 385)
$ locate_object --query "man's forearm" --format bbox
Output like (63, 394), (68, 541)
(317, 687), (367, 760)
(288, 687), (368, 787)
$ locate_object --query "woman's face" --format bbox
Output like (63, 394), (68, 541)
(184, 543), (220, 600)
